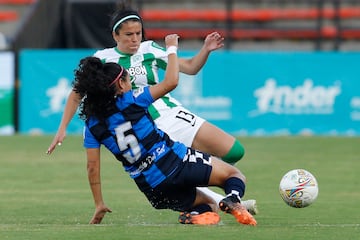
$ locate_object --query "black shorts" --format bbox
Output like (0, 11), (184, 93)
(142, 148), (212, 212)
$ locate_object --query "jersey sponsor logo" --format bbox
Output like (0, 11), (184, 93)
(129, 143), (166, 176)
(128, 65), (147, 76)
(249, 79), (341, 116)
(128, 65), (147, 83)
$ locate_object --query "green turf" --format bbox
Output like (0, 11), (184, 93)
(0, 135), (359, 240)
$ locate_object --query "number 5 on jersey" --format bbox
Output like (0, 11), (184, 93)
(115, 121), (141, 164)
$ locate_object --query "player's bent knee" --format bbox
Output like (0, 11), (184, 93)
(222, 140), (245, 164)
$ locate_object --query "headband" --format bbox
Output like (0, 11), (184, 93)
(112, 15), (140, 32)
(109, 67), (125, 87)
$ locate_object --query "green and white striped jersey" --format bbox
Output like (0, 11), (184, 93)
(94, 40), (182, 119)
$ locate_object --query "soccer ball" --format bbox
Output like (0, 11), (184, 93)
(279, 169), (319, 208)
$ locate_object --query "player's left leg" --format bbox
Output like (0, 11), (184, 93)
(154, 107), (244, 164)
(191, 121), (244, 164)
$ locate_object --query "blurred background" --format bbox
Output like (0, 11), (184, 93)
(1, 0), (360, 136)
(2, 0), (360, 51)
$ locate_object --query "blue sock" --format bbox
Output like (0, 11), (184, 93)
(224, 177), (246, 199)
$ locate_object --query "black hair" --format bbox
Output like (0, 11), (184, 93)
(73, 56), (127, 121)
(110, 2), (146, 41)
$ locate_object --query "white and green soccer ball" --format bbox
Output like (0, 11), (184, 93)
(279, 169), (319, 208)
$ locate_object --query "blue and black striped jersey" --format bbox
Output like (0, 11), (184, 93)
(83, 86), (187, 190)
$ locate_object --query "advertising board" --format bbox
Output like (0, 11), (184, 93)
(19, 50), (360, 136)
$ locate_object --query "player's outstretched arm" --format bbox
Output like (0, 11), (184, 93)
(46, 90), (81, 154)
(86, 148), (112, 224)
(179, 31), (224, 75)
(150, 34), (179, 100)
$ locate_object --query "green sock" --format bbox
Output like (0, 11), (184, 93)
(222, 140), (245, 164)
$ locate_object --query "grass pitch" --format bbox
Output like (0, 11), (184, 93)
(0, 135), (359, 240)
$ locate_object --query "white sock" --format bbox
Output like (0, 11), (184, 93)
(197, 187), (224, 205)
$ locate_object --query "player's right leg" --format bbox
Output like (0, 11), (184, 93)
(197, 187), (258, 215)
(208, 157), (257, 226)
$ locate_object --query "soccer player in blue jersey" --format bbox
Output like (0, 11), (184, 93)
(47, 5), (257, 215)
(73, 34), (256, 225)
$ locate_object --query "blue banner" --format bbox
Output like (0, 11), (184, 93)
(19, 49), (95, 134)
(173, 51), (360, 136)
(19, 50), (360, 136)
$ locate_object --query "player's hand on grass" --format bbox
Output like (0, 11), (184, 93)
(89, 205), (112, 224)
(204, 31), (224, 52)
(46, 130), (66, 154)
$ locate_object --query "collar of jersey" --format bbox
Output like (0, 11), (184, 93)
(114, 47), (134, 56)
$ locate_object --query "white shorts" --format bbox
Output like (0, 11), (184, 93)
(154, 106), (205, 147)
